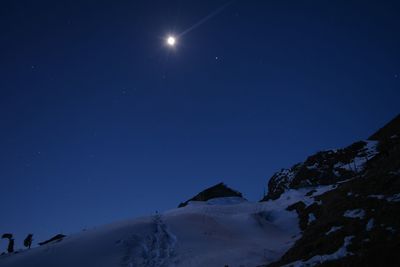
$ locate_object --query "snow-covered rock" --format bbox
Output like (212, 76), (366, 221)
(325, 226), (342, 235)
(264, 140), (378, 200)
(343, 209), (366, 219)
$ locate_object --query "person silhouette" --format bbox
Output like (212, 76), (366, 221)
(1, 233), (14, 253)
(7, 239), (14, 253)
(24, 234), (33, 249)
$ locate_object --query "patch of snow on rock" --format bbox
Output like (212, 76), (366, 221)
(366, 219), (374, 231)
(308, 213), (316, 224)
(334, 140), (378, 173)
(306, 163), (319, 170)
(386, 193), (400, 202)
(326, 226), (342, 235)
(368, 195), (385, 200)
(282, 236), (354, 267)
(270, 184), (336, 209)
(344, 209), (365, 219)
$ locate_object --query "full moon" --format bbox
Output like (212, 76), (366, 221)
(166, 36), (176, 46)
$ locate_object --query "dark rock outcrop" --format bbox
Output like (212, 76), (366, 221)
(38, 234), (66, 246)
(178, 182), (243, 208)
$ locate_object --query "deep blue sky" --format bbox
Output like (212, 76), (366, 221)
(1, 0), (399, 249)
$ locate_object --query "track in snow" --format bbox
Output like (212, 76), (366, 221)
(120, 214), (177, 267)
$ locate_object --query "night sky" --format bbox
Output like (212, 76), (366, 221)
(1, 0), (399, 249)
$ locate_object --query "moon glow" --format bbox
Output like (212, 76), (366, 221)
(166, 36), (176, 46)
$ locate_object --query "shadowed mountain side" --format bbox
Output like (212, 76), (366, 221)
(369, 114), (400, 141)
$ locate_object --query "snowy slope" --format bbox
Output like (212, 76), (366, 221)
(0, 183), (344, 267)
(0, 195), (303, 267)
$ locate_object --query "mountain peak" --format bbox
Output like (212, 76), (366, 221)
(368, 113), (400, 141)
(178, 182), (243, 207)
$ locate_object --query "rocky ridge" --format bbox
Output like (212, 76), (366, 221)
(261, 114), (400, 266)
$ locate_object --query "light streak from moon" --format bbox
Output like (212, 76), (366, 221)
(178, 1), (234, 37)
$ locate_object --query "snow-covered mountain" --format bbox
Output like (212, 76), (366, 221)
(1, 115), (399, 267)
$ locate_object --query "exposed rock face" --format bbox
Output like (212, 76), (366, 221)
(178, 182), (243, 207)
(263, 140), (378, 200)
(263, 114), (400, 266)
